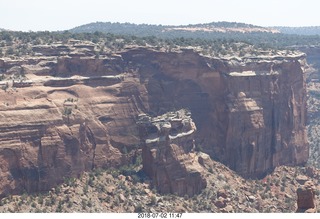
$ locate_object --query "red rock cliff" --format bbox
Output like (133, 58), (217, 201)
(0, 45), (308, 196)
(122, 48), (308, 178)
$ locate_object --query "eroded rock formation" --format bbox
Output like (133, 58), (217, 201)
(0, 42), (309, 196)
(137, 109), (208, 196)
(296, 180), (317, 213)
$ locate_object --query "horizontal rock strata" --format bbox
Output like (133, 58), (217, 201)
(0, 43), (308, 196)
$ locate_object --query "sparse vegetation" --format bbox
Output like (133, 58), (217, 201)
(0, 21), (319, 213)
(0, 28), (307, 61)
(63, 107), (72, 116)
(0, 162), (315, 213)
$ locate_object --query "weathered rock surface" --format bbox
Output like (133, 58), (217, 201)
(296, 180), (317, 213)
(0, 43), (309, 196)
(122, 48), (308, 178)
(137, 109), (208, 196)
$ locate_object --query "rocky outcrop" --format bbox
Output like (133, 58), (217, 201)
(137, 109), (208, 196)
(0, 43), (309, 197)
(296, 180), (317, 213)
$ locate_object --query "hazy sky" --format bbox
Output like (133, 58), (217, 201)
(1, 0), (320, 31)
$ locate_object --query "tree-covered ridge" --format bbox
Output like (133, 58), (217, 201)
(70, 21), (271, 34)
(68, 21), (320, 49)
(69, 21), (277, 37)
(1, 21), (320, 56)
(183, 21), (262, 28)
(0, 30), (299, 59)
(273, 26), (320, 36)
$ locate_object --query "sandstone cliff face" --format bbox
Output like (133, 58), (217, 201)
(223, 60), (308, 177)
(0, 44), (308, 196)
(0, 95), (125, 197)
(137, 109), (208, 196)
(122, 48), (308, 178)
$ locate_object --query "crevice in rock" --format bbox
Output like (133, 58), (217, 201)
(86, 126), (97, 170)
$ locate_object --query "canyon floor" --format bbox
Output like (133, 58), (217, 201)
(0, 158), (319, 213)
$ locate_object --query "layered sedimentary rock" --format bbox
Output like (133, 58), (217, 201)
(137, 109), (208, 196)
(122, 48), (308, 178)
(0, 43), (308, 196)
(0, 93), (126, 197)
(222, 61), (308, 177)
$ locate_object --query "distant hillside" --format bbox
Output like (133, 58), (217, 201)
(69, 21), (278, 36)
(68, 21), (320, 49)
(273, 26), (320, 35)
(165, 21), (279, 34)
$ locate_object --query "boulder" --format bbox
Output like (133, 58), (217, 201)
(214, 197), (226, 208)
(296, 180), (317, 213)
(222, 205), (234, 213)
(296, 175), (309, 185)
(217, 189), (228, 199)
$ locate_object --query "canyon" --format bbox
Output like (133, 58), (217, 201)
(0, 41), (309, 197)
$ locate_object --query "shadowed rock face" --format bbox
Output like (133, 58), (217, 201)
(0, 45), (308, 196)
